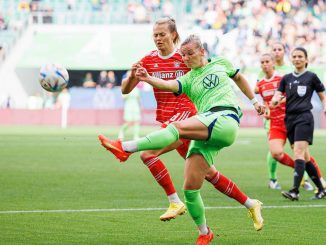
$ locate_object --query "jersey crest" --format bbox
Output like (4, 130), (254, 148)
(297, 85), (307, 96)
(203, 74), (219, 89)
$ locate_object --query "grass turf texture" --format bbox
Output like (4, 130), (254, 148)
(0, 127), (325, 244)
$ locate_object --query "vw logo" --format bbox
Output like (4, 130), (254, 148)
(203, 74), (219, 89)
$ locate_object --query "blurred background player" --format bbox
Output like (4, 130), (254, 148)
(258, 42), (314, 190)
(255, 53), (325, 193)
(272, 47), (326, 200)
(118, 70), (141, 140)
(99, 34), (265, 244)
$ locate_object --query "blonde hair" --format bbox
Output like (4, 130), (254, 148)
(181, 34), (203, 49)
(261, 53), (275, 61)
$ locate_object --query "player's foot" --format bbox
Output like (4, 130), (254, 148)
(248, 199), (264, 231)
(268, 180), (281, 190)
(282, 189), (299, 201)
(159, 202), (186, 221)
(301, 180), (314, 191)
(196, 227), (214, 245)
(98, 134), (131, 162)
(311, 189), (326, 200)
(314, 181), (326, 193)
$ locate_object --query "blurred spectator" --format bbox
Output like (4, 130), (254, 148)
(18, 0), (30, 12)
(106, 70), (116, 88)
(83, 72), (96, 88)
(162, 0), (175, 17)
(0, 13), (7, 30)
(133, 3), (149, 24)
(0, 46), (5, 62)
(1, 95), (14, 108)
(97, 70), (108, 88)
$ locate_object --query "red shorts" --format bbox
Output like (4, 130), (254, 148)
(268, 127), (287, 141)
(161, 110), (196, 159)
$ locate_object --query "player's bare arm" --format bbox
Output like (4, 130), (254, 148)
(136, 67), (179, 93)
(317, 91), (326, 114)
(254, 85), (259, 94)
(121, 62), (142, 94)
(232, 73), (265, 115)
(270, 91), (283, 107)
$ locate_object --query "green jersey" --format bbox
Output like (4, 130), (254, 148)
(257, 63), (292, 80)
(177, 56), (240, 113)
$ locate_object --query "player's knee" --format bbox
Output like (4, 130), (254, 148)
(271, 151), (283, 161)
(170, 121), (184, 135)
(205, 168), (217, 180)
(140, 150), (157, 162)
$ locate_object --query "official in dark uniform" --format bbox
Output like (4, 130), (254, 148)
(271, 47), (326, 200)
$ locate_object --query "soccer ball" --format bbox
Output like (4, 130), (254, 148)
(39, 64), (69, 92)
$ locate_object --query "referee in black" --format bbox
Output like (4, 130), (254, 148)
(271, 47), (326, 200)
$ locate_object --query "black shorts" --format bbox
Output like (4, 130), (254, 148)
(285, 111), (314, 145)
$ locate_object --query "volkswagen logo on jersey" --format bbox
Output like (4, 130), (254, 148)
(203, 74), (219, 89)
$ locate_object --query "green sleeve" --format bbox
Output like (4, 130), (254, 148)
(177, 72), (191, 96)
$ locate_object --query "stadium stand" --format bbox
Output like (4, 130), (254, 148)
(0, 0), (325, 127)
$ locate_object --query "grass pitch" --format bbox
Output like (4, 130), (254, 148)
(0, 127), (325, 244)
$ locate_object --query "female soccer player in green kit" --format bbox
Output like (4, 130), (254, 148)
(99, 35), (265, 245)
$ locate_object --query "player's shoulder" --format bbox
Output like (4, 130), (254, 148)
(281, 72), (293, 80)
(142, 50), (159, 60)
(209, 56), (233, 67)
(305, 70), (317, 77)
(273, 73), (283, 80)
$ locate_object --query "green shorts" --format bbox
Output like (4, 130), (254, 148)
(264, 118), (270, 132)
(186, 110), (239, 166)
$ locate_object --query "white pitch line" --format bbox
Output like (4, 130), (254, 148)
(0, 204), (325, 214)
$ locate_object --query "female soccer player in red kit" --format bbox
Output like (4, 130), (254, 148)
(118, 17), (260, 225)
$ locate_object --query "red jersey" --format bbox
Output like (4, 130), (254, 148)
(256, 73), (286, 129)
(140, 49), (197, 123)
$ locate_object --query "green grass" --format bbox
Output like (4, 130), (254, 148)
(0, 127), (325, 244)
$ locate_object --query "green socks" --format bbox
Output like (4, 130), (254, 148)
(136, 124), (179, 151)
(184, 189), (206, 225)
(267, 151), (278, 180)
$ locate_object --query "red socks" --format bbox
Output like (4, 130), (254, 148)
(278, 153), (295, 168)
(310, 156), (322, 178)
(206, 171), (248, 205)
(143, 156), (176, 195)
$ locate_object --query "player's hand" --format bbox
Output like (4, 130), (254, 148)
(263, 110), (270, 120)
(269, 98), (278, 108)
(135, 67), (149, 81)
(130, 62), (142, 78)
(254, 103), (265, 116)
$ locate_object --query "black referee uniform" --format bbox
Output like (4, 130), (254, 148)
(278, 70), (326, 199)
(278, 70), (325, 145)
